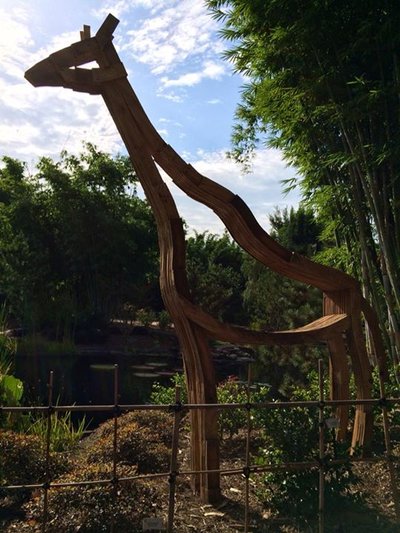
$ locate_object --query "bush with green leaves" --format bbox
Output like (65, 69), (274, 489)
(150, 373), (270, 439)
(136, 308), (157, 327)
(158, 309), (171, 330)
(217, 376), (270, 438)
(150, 373), (187, 406)
(0, 146), (159, 338)
(255, 374), (359, 527)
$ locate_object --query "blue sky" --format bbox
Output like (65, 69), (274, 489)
(0, 0), (299, 234)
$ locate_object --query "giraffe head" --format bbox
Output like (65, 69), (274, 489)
(25, 14), (126, 94)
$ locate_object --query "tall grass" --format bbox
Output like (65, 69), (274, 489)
(27, 407), (88, 452)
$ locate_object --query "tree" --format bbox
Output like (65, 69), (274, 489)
(0, 145), (158, 337)
(242, 206), (324, 393)
(186, 231), (247, 324)
(207, 0), (400, 364)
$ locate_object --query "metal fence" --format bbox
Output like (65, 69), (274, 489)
(1, 360), (400, 532)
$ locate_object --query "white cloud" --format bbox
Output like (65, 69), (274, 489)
(148, 148), (300, 235)
(94, 0), (170, 19)
(0, 2), (299, 237)
(121, 0), (221, 78)
(0, 6), (34, 80)
(0, 75), (122, 159)
(0, 3), (124, 161)
(162, 61), (225, 88)
(156, 89), (184, 103)
(93, 0), (133, 19)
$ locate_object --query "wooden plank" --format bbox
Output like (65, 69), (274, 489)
(80, 24), (91, 40)
(327, 334), (350, 441)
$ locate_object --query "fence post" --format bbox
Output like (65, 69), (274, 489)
(318, 359), (325, 533)
(167, 385), (182, 533)
(110, 364), (119, 533)
(42, 370), (54, 533)
(244, 364), (252, 533)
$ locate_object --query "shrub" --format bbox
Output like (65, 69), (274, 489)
(136, 308), (156, 327)
(82, 410), (173, 474)
(255, 373), (359, 527)
(0, 430), (66, 501)
(150, 373), (187, 405)
(158, 310), (171, 330)
(150, 373), (270, 439)
(215, 376), (269, 439)
(31, 463), (158, 533)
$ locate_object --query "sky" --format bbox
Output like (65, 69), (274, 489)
(0, 0), (300, 234)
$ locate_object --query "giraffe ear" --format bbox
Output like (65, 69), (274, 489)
(96, 14), (119, 42)
(80, 25), (91, 41)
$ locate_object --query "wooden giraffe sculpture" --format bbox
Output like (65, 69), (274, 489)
(25, 14), (387, 503)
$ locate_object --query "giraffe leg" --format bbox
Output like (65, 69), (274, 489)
(327, 334), (350, 441)
(346, 317), (373, 452)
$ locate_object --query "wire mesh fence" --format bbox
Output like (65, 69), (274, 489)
(1, 360), (400, 532)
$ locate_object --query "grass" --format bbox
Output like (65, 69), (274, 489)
(27, 408), (88, 452)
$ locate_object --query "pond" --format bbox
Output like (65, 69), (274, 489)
(13, 328), (254, 425)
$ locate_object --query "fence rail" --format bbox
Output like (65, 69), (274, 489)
(1, 361), (400, 532)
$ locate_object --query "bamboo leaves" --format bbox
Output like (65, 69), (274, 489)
(207, 0), (400, 364)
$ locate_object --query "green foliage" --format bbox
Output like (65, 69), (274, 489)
(150, 373), (187, 406)
(207, 0), (400, 364)
(216, 376), (250, 439)
(0, 336), (23, 412)
(0, 145), (158, 338)
(186, 231), (247, 324)
(371, 365), (400, 429)
(217, 376), (270, 438)
(269, 206), (323, 256)
(150, 373), (270, 439)
(255, 375), (358, 526)
(158, 309), (171, 330)
(0, 374), (23, 405)
(27, 410), (88, 452)
(136, 307), (157, 328)
(242, 207), (325, 393)
(0, 306), (24, 428)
